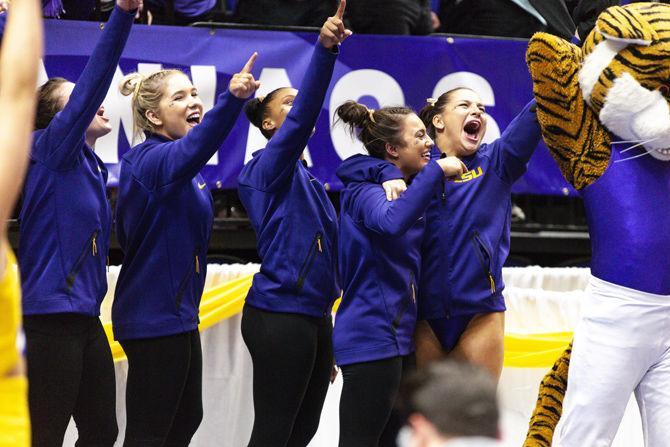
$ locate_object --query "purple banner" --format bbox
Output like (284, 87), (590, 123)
(43, 20), (574, 196)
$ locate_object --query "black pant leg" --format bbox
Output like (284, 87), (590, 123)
(120, 332), (193, 447)
(23, 314), (87, 447)
(338, 356), (404, 447)
(71, 318), (118, 447)
(241, 304), (324, 447)
(379, 355), (417, 447)
(164, 331), (204, 447)
(286, 315), (333, 447)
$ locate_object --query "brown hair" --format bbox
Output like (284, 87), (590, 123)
(119, 69), (183, 142)
(418, 87), (473, 138)
(335, 100), (414, 159)
(243, 87), (289, 140)
(35, 77), (68, 130)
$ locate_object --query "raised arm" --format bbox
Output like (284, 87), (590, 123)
(147, 55), (259, 188)
(490, 100), (542, 184)
(0, 0), (42, 235)
(35, 0), (138, 169)
(526, 33), (611, 190)
(351, 161), (446, 237)
(247, 1), (351, 191)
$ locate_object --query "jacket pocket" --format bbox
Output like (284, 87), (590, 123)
(175, 249), (199, 311)
(296, 232), (323, 292)
(392, 272), (416, 332)
(471, 232), (496, 294)
(66, 230), (99, 291)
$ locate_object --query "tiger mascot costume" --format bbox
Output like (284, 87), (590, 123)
(523, 3), (670, 447)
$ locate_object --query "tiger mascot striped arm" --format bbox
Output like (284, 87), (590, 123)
(522, 32), (606, 447)
(522, 30), (596, 447)
(525, 32), (611, 191)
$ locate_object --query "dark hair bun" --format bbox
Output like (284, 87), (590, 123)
(244, 97), (265, 129)
(418, 102), (437, 130)
(335, 100), (372, 129)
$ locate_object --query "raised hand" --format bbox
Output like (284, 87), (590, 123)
(437, 156), (468, 179)
(382, 179), (407, 201)
(319, 0), (352, 49)
(229, 52), (261, 99)
(117, 0), (142, 12)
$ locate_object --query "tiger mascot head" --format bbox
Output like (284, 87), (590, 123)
(579, 3), (670, 162)
(523, 3), (670, 447)
(526, 2), (670, 191)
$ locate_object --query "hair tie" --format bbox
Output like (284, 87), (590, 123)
(426, 97), (437, 107)
(366, 107), (376, 123)
(132, 77), (145, 103)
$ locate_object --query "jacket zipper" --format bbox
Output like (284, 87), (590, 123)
(472, 232), (496, 294)
(66, 230), (99, 291)
(392, 272), (416, 331)
(296, 232), (322, 292)
(175, 249), (199, 310)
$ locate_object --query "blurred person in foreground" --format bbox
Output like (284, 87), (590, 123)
(405, 360), (502, 447)
(0, 0), (42, 445)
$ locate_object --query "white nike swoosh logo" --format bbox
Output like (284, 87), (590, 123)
(198, 182), (207, 190)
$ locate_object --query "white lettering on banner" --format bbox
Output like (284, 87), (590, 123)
(96, 63), (164, 162)
(96, 66), (135, 163)
(244, 68), (313, 166)
(329, 69), (405, 160)
(137, 63), (162, 74)
(41, 59), (502, 173)
(191, 65), (218, 165)
(37, 59), (48, 87)
(432, 72), (500, 144)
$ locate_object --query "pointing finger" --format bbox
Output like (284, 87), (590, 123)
(241, 52), (258, 74)
(335, 0), (346, 19)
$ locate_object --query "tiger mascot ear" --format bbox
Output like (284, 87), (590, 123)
(526, 33), (611, 190)
(596, 5), (657, 45)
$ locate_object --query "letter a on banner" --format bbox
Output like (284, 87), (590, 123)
(191, 65), (218, 165)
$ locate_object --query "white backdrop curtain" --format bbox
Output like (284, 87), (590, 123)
(62, 265), (644, 446)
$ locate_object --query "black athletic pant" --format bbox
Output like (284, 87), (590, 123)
(339, 355), (415, 447)
(120, 330), (203, 447)
(23, 313), (118, 447)
(241, 304), (333, 447)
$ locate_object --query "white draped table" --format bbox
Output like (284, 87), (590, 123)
(62, 265), (644, 446)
